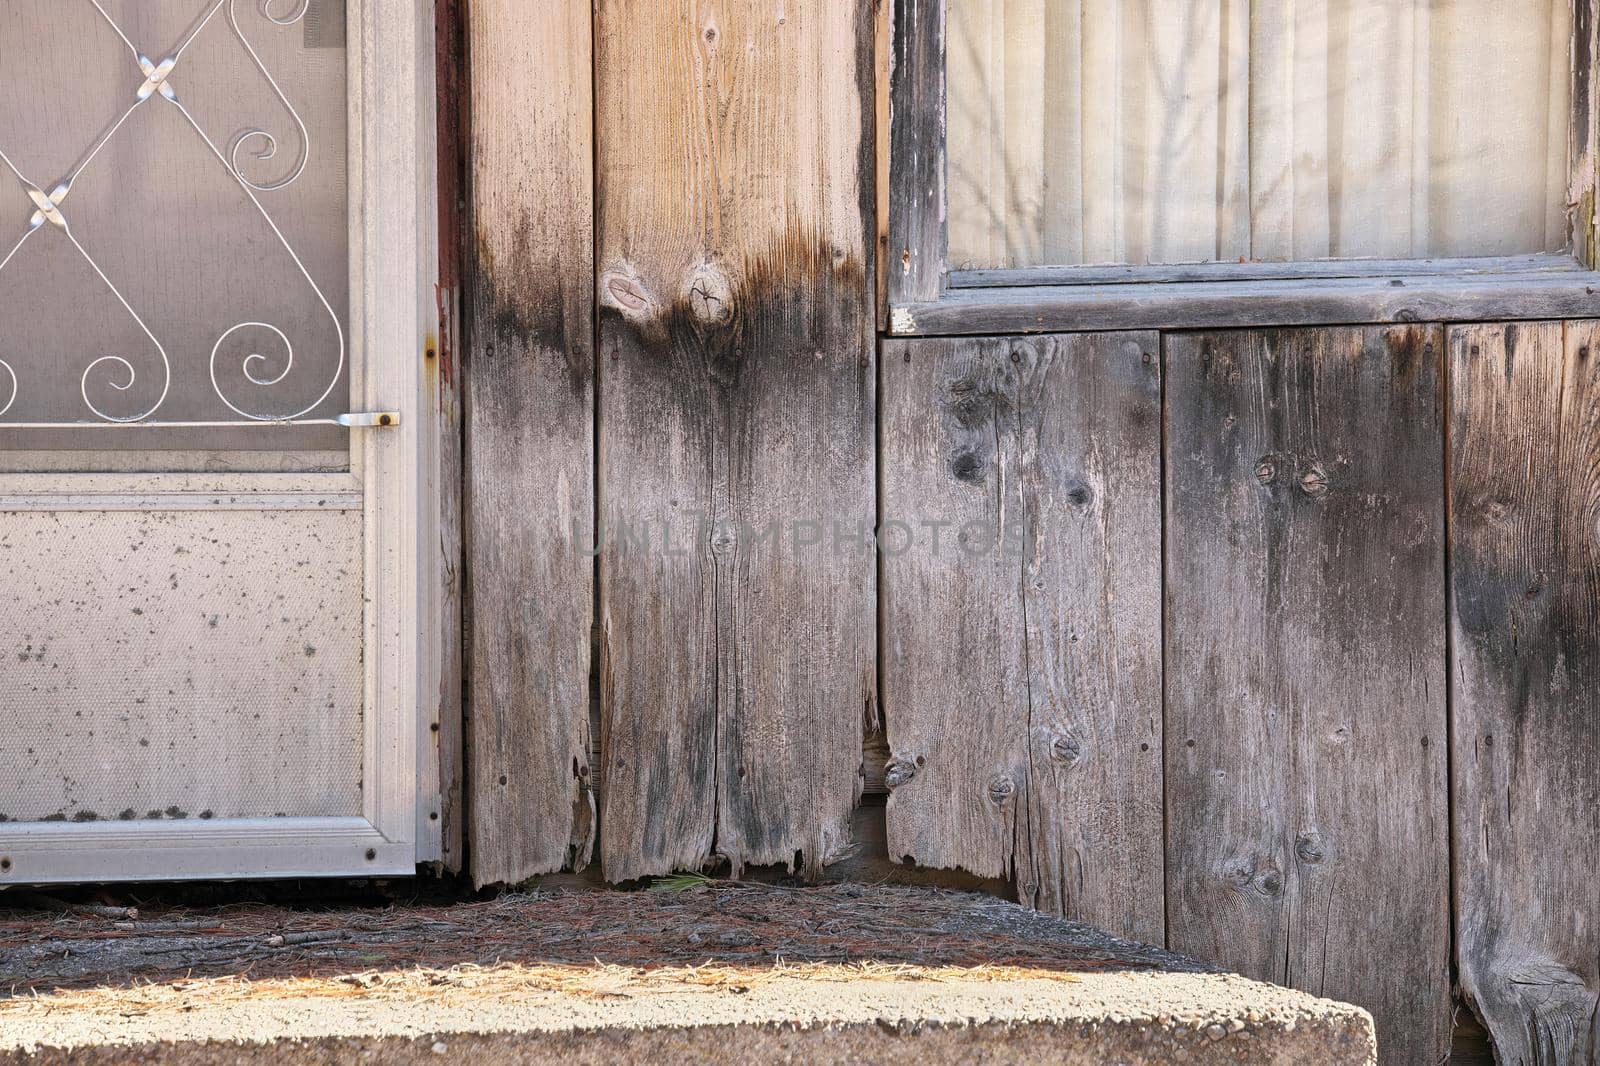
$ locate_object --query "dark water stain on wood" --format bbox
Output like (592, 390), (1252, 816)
(598, 225), (873, 883)
(1449, 320), (1600, 1066)
(1165, 325), (1450, 1065)
(472, 226), (588, 400)
(461, 1), (596, 889)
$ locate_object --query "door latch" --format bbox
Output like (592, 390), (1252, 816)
(336, 412), (401, 427)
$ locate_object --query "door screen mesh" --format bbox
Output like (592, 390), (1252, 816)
(0, 1), (350, 458)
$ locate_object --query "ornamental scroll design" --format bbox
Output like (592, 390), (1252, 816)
(0, 0), (343, 426)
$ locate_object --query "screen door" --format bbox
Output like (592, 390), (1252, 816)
(0, 0), (429, 882)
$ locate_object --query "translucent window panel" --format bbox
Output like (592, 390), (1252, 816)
(0, 0), (349, 458)
(948, 0), (1572, 269)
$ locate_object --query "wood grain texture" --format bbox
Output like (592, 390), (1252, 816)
(427, 0), (465, 874)
(595, 0), (876, 882)
(1164, 326), (1451, 1065)
(887, 0), (945, 306)
(1450, 321), (1600, 1066)
(874, 0), (892, 330)
(950, 252), (1585, 290)
(463, 0), (595, 886)
(1571, 1), (1598, 266)
(880, 333), (1163, 941)
(892, 271), (1600, 337)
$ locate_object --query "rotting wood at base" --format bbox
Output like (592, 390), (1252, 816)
(879, 332), (1163, 943)
(1449, 320), (1600, 1066)
(1163, 325), (1451, 1066)
(528, 799), (1014, 901)
(463, 0), (596, 887)
(594, 0), (876, 884)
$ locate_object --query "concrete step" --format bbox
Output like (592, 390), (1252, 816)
(0, 883), (1375, 1064)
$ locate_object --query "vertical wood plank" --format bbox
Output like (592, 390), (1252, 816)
(886, 0), (945, 310)
(594, 0), (876, 882)
(463, 0), (595, 886)
(408, 0), (446, 868)
(875, 0), (892, 329)
(880, 332), (1164, 941)
(1570, 1), (1598, 266)
(1450, 320), (1600, 1066)
(1165, 325), (1451, 1064)
(426, 0), (465, 874)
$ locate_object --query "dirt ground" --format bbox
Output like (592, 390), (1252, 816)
(1, 880), (1190, 993)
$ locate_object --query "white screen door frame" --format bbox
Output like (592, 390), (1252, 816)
(0, 0), (437, 883)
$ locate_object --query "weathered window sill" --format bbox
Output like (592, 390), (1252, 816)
(890, 256), (1600, 335)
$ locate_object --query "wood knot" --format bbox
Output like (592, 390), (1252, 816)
(987, 775), (1016, 805)
(884, 758), (917, 789)
(1049, 733), (1085, 766)
(598, 265), (659, 326)
(1254, 457), (1277, 485)
(1222, 857), (1253, 887)
(1294, 831), (1326, 865)
(685, 262), (734, 328)
(1299, 467), (1329, 498)
(708, 524), (737, 555)
(951, 449), (985, 483)
(1224, 855), (1285, 897)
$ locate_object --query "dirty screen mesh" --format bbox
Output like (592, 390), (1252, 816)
(0, 509), (364, 823)
(0, 0), (350, 456)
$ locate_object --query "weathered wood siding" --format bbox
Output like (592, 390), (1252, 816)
(463, 0), (596, 886)
(1450, 320), (1600, 1066)
(1164, 326), (1452, 1065)
(449, 17), (1600, 1064)
(886, 0), (944, 308)
(593, 0), (876, 882)
(880, 332), (1163, 941)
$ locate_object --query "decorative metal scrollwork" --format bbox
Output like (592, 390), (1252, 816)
(226, 0), (312, 192)
(0, 0), (346, 428)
